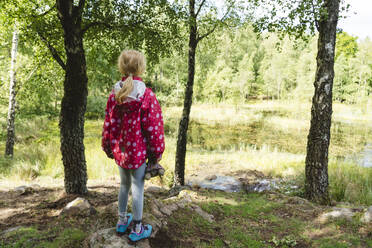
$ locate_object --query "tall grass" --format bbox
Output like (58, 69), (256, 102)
(0, 101), (371, 205)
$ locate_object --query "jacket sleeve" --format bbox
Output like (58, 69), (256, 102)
(101, 92), (115, 159)
(141, 90), (165, 163)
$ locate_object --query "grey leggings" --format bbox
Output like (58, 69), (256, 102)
(118, 162), (146, 221)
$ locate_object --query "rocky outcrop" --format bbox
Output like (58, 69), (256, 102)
(89, 187), (215, 247)
(318, 207), (355, 223)
(60, 197), (96, 217)
(89, 228), (150, 248)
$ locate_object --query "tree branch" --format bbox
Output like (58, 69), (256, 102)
(82, 19), (144, 35)
(16, 64), (39, 93)
(195, 0), (207, 17)
(31, 4), (56, 18)
(196, 5), (231, 42)
(311, 0), (320, 30)
(82, 21), (114, 34)
(37, 32), (66, 70)
(72, 0), (85, 20)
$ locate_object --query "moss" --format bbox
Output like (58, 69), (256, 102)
(1, 226), (86, 248)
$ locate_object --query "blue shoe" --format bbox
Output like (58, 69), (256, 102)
(128, 224), (152, 241)
(116, 213), (133, 234)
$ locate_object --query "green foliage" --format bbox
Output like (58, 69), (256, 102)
(270, 235), (298, 247)
(85, 95), (107, 119)
(147, 24), (371, 104)
(1, 226), (86, 248)
(336, 32), (358, 59)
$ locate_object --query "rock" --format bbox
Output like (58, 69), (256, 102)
(163, 196), (178, 202)
(159, 205), (173, 216)
(146, 186), (166, 194)
(149, 202), (164, 218)
(199, 176), (242, 193)
(318, 208), (354, 223)
(244, 179), (273, 193)
(189, 204), (214, 223)
(60, 197), (96, 216)
(1, 226), (23, 237)
(178, 190), (197, 200)
(102, 201), (119, 214)
(167, 185), (191, 197)
(30, 184), (41, 189)
(89, 228), (150, 248)
(361, 206), (372, 223)
(166, 203), (179, 212)
(153, 199), (174, 216)
(205, 175), (217, 181)
(286, 196), (308, 205)
(143, 214), (162, 237)
(143, 214), (162, 229)
(13, 186), (33, 195)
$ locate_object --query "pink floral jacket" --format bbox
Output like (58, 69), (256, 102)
(101, 77), (165, 169)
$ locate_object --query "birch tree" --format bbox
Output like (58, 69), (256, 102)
(5, 28), (19, 157)
(304, 0), (340, 204)
(251, 0), (345, 204)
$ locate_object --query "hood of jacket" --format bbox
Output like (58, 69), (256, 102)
(112, 76), (146, 113)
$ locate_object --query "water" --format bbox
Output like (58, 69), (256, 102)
(346, 143), (372, 168)
(357, 143), (372, 167)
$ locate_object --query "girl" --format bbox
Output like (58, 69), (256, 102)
(101, 50), (165, 241)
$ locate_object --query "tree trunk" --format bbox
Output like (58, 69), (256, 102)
(174, 0), (197, 186)
(57, 0), (88, 194)
(305, 0), (340, 205)
(5, 28), (19, 157)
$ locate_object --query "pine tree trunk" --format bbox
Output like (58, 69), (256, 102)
(5, 28), (19, 157)
(174, 0), (197, 186)
(57, 0), (88, 194)
(305, 0), (340, 205)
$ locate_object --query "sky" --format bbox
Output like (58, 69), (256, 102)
(213, 0), (372, 40)
(338, 0), (372, 39)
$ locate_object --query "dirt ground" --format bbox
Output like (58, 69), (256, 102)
(0, 176), (371, 248)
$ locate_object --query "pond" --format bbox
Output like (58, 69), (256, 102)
(346, 143), (372, 168)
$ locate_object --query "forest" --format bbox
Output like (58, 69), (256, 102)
(0, 0), (371, 247)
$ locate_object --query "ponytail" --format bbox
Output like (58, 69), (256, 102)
(115, 74), (134, 104)
(116, 50), (146, 103)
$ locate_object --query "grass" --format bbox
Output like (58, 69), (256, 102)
(158, 190), (371, 247)
(0, 100), (372, 204)
(0, 226), (86, 248)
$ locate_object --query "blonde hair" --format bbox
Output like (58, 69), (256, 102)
(116, 50), (146, 104)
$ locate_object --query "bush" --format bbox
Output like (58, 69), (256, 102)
(86, 95), (107, 119)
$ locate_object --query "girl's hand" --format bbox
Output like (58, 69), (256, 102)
(103, 143), (114, 159)
(157, 154), (162, 162)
